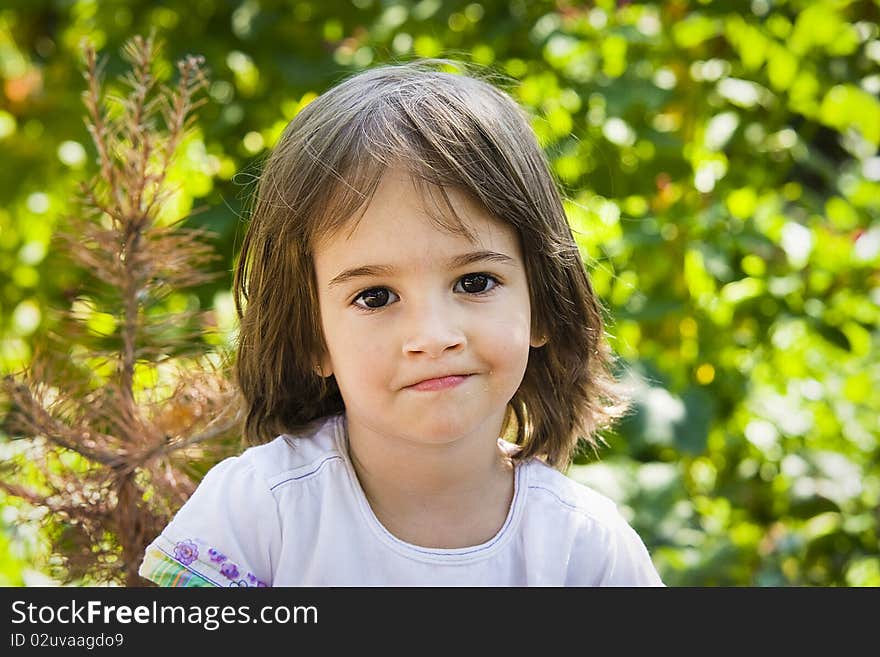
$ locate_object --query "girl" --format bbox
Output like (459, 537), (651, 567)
(139, 61), (663, 586)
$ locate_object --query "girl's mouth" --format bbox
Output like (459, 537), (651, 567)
(406, 375), (472, 391)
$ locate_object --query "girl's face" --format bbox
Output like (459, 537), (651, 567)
(313, 167), (545, 448)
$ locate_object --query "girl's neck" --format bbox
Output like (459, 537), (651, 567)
(343, 410), (515, 549)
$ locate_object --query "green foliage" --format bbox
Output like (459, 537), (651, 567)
(2, 0), (877, 586)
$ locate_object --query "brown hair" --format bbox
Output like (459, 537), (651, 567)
(233, 60), (630, 471)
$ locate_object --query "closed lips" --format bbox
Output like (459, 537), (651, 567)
(406, 373), (472, 387)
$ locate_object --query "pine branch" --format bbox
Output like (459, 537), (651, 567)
(1, 33), (240, 586)
(4, 378), (124, 467)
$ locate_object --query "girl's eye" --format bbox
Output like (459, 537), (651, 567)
(353, 288), (399, 310)
(454, 273), (499, 295)
(352, 273), (501, 312)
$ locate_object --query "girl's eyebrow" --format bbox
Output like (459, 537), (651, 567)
(327, 250), (516, 290)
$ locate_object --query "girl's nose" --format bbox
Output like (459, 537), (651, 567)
(400, 298), (466, 358)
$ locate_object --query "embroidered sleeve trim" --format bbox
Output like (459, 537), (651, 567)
(140, 536), (269, 587)
(139, 546), (217, 587)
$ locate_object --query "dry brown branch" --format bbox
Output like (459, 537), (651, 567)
(1, 33), (240, 586)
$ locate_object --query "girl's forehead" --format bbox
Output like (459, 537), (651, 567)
(312, 173), (524, 276)
(352, 200), (506, 247)
(315, 167), (502, 250)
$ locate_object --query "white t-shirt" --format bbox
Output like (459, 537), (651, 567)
(139, 412), (663, 586)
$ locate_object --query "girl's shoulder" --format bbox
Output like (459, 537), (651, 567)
(520, 458), (663, 585)
(231, 412), (346, 486)
(520, 456), (626, 530)
(138, 413), (348, 588)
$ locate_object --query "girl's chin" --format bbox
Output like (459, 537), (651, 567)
(347, 400), (509, 444)
(399, 414), (498, 445)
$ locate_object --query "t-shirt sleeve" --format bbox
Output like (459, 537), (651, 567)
(595, 515), (664, 587)
(138, 455), (281, 587)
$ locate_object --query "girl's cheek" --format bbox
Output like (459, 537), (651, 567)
(351, 331), (393, 362)
(485, 310), (531, 343)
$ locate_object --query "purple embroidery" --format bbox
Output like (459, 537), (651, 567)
(247, 573), (269, 587)
(173, 540), (198, 566)
(220, 562), (240, 580)
(172, 539), (266, 585)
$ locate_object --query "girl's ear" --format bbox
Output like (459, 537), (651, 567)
(530, 320), (548, 348)
(314, 355), (334, 378)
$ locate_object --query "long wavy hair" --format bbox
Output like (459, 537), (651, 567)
(233, 60), (630, 471)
